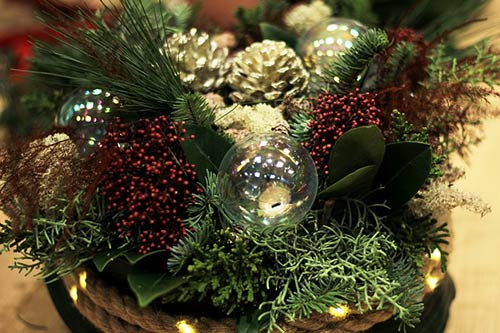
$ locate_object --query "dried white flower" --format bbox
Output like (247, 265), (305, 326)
(284, 0), (333, 35)
(21, 133), (79, 210)
(214, 104), (289, 141)
(409, 181), (491, 218)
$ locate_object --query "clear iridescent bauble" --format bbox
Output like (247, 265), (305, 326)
(297, 18), (368, 76)
(57, 89), (120, 155)
(217, 133), (318, 228)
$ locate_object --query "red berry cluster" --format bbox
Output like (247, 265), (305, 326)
(99, 116), (201, 254)
(305, 90), (382, 174)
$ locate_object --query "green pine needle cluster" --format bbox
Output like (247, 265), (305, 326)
(0, 191), (123, 280)
(323, 28), (389, 95)
(167, 173), (271, 314)
(378, 42), (417, 88)
(289, 110), (313, 143)
(30, 0), (187, 115)
(384, 209), (450, 272)
(391, 110), (429, 143)
(391, 110), (445, 180)
(426, 42), (500, 88)
(172, 92), (215, 127)
(166, 226), (272, 314)
(254, 221), (424, 332)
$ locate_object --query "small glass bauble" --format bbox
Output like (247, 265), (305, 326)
(217, 133), (318, 228)
(297, 18), (368, 76)
(57, 89), (120, 155)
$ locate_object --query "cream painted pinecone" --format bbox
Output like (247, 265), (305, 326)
(165, 28), (230, 93)
(228, 40), (309, 103)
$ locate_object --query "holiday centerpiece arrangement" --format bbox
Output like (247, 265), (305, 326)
(1, 0), (498, 332)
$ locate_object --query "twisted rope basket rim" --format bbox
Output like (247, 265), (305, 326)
(64, 268), (400, 333)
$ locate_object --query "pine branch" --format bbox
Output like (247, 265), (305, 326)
(378, 42), (416, 88)
(172, 93), (215, 127)
(323, 29), (389, 95)
(0, 191), (126, 280)
(425, 42), (500, 88)
(289, 111), (313, 143)
(255, 221), (424, 332)
(28, 0), (187, 115)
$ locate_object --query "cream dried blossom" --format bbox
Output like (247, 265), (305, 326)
(21, 133), (80, 210)
(409, 181), (491, 218)
(214, 104), (289, 141)
(284, 0), (333, 35)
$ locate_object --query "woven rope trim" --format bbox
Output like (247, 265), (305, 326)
(64, 269), (395, 333)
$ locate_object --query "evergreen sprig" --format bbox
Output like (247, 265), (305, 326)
(391, 110), (445, 179)
(172, 93), (215, 127)
(289, 110), (313, 143)
(29, 0), (186, 115)
(167, 173), (272, 314)
(426, 42), (500, 88)
(165, 227), (272, 315)
(0, 191), (124, 280)
(323, 29), (389, 95)
(378, 42), (416, 88)
(383, 209), (450, 271)
(254, 222), (424, 332)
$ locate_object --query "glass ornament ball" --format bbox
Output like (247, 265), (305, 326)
(56, 89), (120, 155)
(297, 18), (368, 76)
(217, 133), (318, 228)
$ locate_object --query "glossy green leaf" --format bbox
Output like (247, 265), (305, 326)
(377, 142), (432, 208)
(259, 23), (297, 48)
(328, 125), (385, 184)
(319, 165), (378, 199)
(181, 125), (232, 182)
(236, 310), (261, 333)
(124, 249), (167, 265)
(127, 268), (188, 307)
(93, 248), (129, 272)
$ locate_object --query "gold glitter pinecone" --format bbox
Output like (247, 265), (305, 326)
(165, 28), (230, 93)
(228, 40), (310, 103)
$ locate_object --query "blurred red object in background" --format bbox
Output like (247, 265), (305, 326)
(0, 0), (101, 79)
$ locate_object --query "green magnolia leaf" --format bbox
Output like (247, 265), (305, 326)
(124, 250), (168, 265)
(328, 125), (385, 184)
(181, 125), (232, 182)
(127, 267), (188, 307)
(259, 22), (298, 48)
(319, 165), (378, 199)
(377, 142), (432, 208)
(93, 248), (129, 272)
(236, 310), (261, 333)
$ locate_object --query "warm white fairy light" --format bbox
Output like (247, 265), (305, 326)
(426, 275), (440, 291)
(328, 305), (349, 319)
(69, 285), (79, 303)
(430, 248), (442, 262)
(79, 271), (88, 289)
(176, 320), (196, 333)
